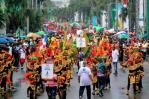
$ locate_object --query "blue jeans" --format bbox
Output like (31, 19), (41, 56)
(46, 86), (57, 99)
(97, 76), (105, 95)
(113, 62), (118, 74)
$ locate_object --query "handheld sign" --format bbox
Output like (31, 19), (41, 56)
(42, 64), (54, 79)
(76, 37), (86, 48)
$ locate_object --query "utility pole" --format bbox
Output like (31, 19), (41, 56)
(36, 0), (38, 9)
(116, 0), (118, 32)
(128, 0), (136, 32)
(27, 0), (30, 33)
(32, 0), (34, 9)
(136, 0), (139, 34)
(147, 0), (149, 39)
(143, 0), (145, 32)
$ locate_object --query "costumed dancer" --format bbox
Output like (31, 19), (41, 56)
(96, 57), (106, 97)
(91, 65), (98, 95)
(54, 60), (66, 99)
(26, 48), (43, 98)
(43, 57), (58, 99)
(104, 55), (112, 89)
(0, 49), (14, 96)
(25, 71), (39, 99)
(126, 47), (144, 95)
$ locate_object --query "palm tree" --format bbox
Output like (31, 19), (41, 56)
(4, 0), (50, 33)
(67, 0), (111, 23)
(0, 10), (6, 28)
(0, 0), (6, 28)
(5, 0), (28, 33)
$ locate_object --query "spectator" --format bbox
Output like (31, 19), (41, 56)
(112, 46), (119, 75)
(78, 61), (92, 99)
(19, 46), (26, 70)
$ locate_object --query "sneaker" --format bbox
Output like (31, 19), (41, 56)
(137, 90), (141, 93)
(79, 96), (83, 99)
(92, 92), (95, 95)
(109, 85), (111, 88)
(104, 87), (108, 90)
(114, 73), (118, 76)
(27, 94), (30, 97)
(126, 90), (129, 95)
(99, 93), (103, 97)
(21, 67), (24, 70)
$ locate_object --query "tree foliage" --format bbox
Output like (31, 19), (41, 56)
(5, 0), (27, 32)
(51, 0), (111, 23)
(0, 0), (51, 34)
(0, 0), (6, 28)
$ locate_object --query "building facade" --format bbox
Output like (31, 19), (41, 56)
(51, 0), (70, 8)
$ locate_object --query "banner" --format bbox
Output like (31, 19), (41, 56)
(16, 27), (21, 37)
(76, 37), (86, 48)
(41, 64), (54, 79)
(92, 16), (97, 26)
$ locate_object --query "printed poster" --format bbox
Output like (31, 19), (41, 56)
(76, 37), (86, 48)
(41, 64), (53, 79)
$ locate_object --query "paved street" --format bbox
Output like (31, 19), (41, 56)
(1, 1), (149, 99)
(3, 62), (149, 99)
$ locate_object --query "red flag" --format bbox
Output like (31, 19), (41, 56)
(123, 0), (128, 4)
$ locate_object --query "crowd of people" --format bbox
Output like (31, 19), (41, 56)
(0, 21), (149, 99)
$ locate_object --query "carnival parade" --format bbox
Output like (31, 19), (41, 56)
(0, 21), (149, 99)
(1, 0), (149, 99)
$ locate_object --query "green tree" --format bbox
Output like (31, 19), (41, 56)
(53, 0), (111, 23)
(0, 0), (6, 28)
(0, 10), (6, 28)
(5, 0), (27, 33)
(2, 0), (51, 34)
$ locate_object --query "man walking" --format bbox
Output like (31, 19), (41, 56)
(112, 46), (119, 75)
(78, 61), (92, 99)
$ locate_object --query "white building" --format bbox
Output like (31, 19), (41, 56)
(101, 11), (108, 28)
(51, 0), (70, 8)
(138, 0), (144, 27)
(0, 27), (6, 36)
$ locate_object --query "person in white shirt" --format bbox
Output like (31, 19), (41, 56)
(78, 61), (92, 99)
(112, 47), (119, 75)
(8, 44), (12, 55)
(19, 46), (26, 70)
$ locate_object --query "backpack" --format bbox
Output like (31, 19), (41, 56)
(97, 63), (105, 74)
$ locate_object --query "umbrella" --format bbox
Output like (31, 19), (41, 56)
(118, 33), (129, 39)
(104, 29), (115, 34)
(93, 26), (104, 32)
(71, 22), (80, 27)
(36, 31), (45, 35)
(139, 33), (148, 39)
(0, 38), (9, 43)
(48, 30), (57, 35)
(20, 35), (27, 38)
(116, 31), (127, 35)
(27, 33), (41, 38)
(4, 37), (15, 43)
